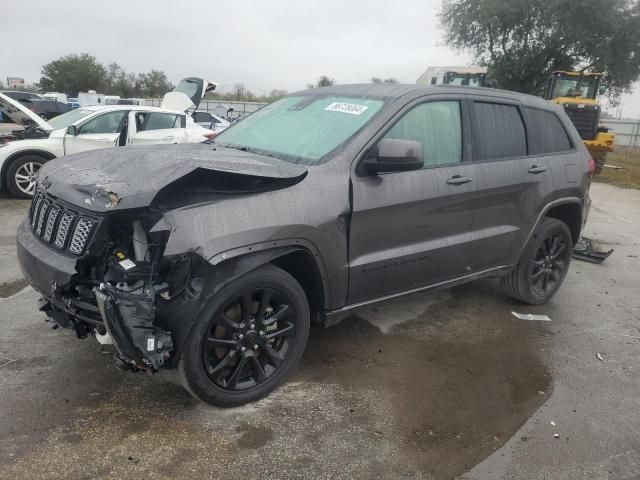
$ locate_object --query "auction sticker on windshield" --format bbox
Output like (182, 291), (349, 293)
(325, 102), (369, 115)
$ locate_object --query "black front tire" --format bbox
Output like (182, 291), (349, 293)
(178, 264), (310, 407)
(501, 218), (572, 305)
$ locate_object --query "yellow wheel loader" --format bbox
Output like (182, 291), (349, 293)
(543, 71), (615, 173)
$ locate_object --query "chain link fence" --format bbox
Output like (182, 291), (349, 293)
(144, 99), (267, 120)
(602, 119), (640, 149)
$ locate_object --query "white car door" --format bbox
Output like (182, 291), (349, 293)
(64, 110), (128, 155)
(128, 111), (188, 146)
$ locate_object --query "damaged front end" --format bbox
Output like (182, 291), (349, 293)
(17, 192), (199, 373)
(16, 144), (310, 375)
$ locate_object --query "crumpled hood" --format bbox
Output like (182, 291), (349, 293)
(39, 143), (307, 211)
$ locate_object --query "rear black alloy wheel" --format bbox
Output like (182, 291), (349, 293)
(179, 265), (310, 407)
(202, 288), (295, 391)
(530, 233), (568, 297)
(500, 218), (572, 305)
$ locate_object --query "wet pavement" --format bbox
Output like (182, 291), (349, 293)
(0, 182), (639, 479)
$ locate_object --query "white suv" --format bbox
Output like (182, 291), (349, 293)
(0, 78), (217, 197)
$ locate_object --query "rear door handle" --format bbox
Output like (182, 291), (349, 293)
(528, 165), (547, 174)
(447, 175), (473, 186)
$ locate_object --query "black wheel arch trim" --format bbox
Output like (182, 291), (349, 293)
(518, 197), (583, 258)
(163, 242), (329, 367)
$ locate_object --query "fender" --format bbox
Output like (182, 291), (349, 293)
(0, 148), (57, 187)
(161, 242), (330, 365)
(517, 197), (583, 258)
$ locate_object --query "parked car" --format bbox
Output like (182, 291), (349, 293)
(0, 91), (42, 122)
(42, 92), (68, 103)
(0, 90), (42, 101)
(67, 98), (81, 110)
(117, 98), (144, 105)
(16, 84), (592, 407)
(19, 98), (70, 120)
(192, 110), (230, 132)
(0, 92), (214, 197)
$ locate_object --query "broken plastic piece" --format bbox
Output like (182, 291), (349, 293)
(572, 237), (613, 264)
(511, 311), (551, 322)
(596, 353), (604, 362)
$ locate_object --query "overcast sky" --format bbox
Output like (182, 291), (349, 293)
(1, 0), (468, 92)
(2, 0), (639, 116)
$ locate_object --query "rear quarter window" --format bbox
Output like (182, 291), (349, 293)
(472, 102), (527, 161)
(525, 108), (573, 154)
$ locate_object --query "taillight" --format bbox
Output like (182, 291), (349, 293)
(588, 158), (596, 177)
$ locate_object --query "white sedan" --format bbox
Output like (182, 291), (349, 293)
(0, 78), (216, 197)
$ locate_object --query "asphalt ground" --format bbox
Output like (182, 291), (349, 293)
(0, 182), (638, 479)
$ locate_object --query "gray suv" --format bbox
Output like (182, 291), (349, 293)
(16, 84), (592, 406)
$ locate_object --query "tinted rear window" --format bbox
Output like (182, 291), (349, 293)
(525, 108), (572, 154)
(473, 102), (527, 160)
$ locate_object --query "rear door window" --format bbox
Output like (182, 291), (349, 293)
(193, 112), (211, 123)
(472, 102), (527, 160)
(525, 108), (573, 154)
(382, 101), (462, 167)
(137, 112), (185, 131)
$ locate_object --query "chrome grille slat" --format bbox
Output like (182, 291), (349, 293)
(68, 217), (95, 255)
(42, 205), (61, 242)
(35, 200), (50, 236)
(54, 211), (76, 249)
(30, 195), (44, 228)
(29, 192), (98, 256)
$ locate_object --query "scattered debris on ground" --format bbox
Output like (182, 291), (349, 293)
(572, 237), (614, 264)
(596, 353), (605, 362)
(511, 312), (552, 322)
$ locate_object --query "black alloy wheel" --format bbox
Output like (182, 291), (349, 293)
(178, 265), (310, 407)
(202, 288), (295, 391)
(530, 233), (568, 297)
(500, 217), (572, 305)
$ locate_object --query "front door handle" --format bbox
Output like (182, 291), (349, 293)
(528, 165), (547, 174)
(447, 175), (473, 186)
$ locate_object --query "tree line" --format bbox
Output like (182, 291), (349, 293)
(21, 53), (399, 102)
(439, 0), (640, 101)
(36, 53), (174, 98)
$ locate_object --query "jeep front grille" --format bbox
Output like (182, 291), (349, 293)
(29, 193), (98, 256)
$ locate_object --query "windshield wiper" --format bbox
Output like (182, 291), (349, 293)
(220, 144), (276, 158)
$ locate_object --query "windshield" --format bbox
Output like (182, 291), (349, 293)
(47, 108), (93, 130)
(215, 96), (385, 165)
(552, 76), (599, 99)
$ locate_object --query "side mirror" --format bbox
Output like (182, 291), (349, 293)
(66, 125), (78, 136)
(364, 138), (424, 174)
